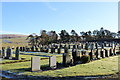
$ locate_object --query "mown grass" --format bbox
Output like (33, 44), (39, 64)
(1, 55), (118, 77)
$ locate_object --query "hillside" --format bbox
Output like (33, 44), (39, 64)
(0, 34), (28, 39)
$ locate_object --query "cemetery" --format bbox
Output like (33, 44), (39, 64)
(0, 38), (120, 79)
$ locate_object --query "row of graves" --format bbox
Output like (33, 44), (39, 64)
(0, 41), (120, 72)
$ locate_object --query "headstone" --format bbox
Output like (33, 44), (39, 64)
(95, 49), (99, 59)
(100, 49), (105, 58)
(98, 49), (102, 59)
(35, 47), (39, 52)
(31, 57), (41, 72)
(15, 47), (20, 60)
(85, 43), (88, 50)
(104, 49), (108, 57)
(101, 43), (104, 49)
(45, 48), (49, 53)
(6, 47), (12, 59)
(20, 47), (22, 51)
(2, 47), (5, 58)
(49, 56), (56, 69)
(23, 47), (25, 52)
(72, 49), (80, 65)
(95, 42), (98, 49)
(64, 48), (68, 53)
(63, 53), (71, 67)
(31, 46), (35, 52)
(109, 48), (113, 56)
(51, 48), (55, 53)
(58, 48), (61, 54)
(89, 49), (93, 60)
(113, 48), (117, 55)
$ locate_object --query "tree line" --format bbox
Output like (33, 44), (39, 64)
(26, 27), (120, 46)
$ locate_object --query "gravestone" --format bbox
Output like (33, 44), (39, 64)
(51, 48), (55, 53)
(63, 53), (71, 67)
(35, 47), (39, 52)
(58, 48), (61, 54)
(101, 43), (104, 49)
(40, 47), (44, 52)
(2, 47), (5, 58)
(109, 48), (113, 56)
(95, 42), (98, 49)
(95, 49), (99, 59)
(64, 48), (68, 53)
(23, 47), (25, 52)
(20, 47), (22, 51)
(31, 57), (41, 72)
(89, 49), (93, 60)
(85, 43), (89, 50)
(31, 46), (35, 52)
(81, 50), (86, 55)
(72, 49), (80, 65)
(113, 48), (117, 55)
(73, 45), (76, 49)
(6, 47), (12, 59)
(100, 49), (105, 58)
(98, 49), (102, 59)
(15, 47), (20, 60)
(104, 49), (108, 57)
(26, 47), (29, 52)
(49, 56), (56, 69)
(45, 48), (49, 53)
(68, 45), (71, 49)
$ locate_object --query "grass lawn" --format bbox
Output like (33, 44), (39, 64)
(1, 54), (119, 77)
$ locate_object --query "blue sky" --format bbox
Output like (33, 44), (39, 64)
(2, 2), (118, 35)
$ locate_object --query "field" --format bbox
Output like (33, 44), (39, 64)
(1, 37), (29, 49)
(1, 37), (119, 79)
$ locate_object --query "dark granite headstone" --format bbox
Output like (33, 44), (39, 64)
(22, 47), (25, 52)
(89, 49), (93, 60)
(64, 48), (68, 53)
(63, 53), (71, 67)
(20, 47), (22, 51)
(15, 47), (20, 60)
(31, 46), (35, 52)
(58, 48), (61, 54)
(104, 49), (108, 57)
(72, 49), (80, 65)
(6, 47), (12, 59)
(109, 48), (113, 56)
(2, 47), (5, 58)
(95, 43), (98, 49)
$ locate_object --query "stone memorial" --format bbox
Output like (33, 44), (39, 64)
(6, 47), (12, 59)
(49, 56), (56, 69)
(89, 49), (93, 60)
(63, 53), (71, 67)
(100, 49), (105, 58)
(31, 56), (41, 72)
(2, 47), (5, 58)
(15, 47), (20, 60)
(104, 49), (108, 57)
(72, 49), (80, 65)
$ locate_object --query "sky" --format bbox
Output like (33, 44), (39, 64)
(1, 2), (118, 35)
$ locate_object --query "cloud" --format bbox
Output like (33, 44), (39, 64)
(45, 2), (57, 11)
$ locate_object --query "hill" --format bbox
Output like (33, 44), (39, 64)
(0, 34), (28, 39)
